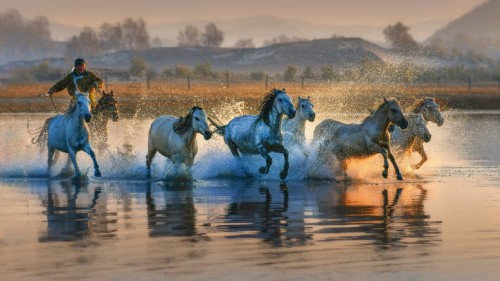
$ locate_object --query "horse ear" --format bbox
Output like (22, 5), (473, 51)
(383, 97), (388, 103)
(109, 90), (113, 96)
(307, 95), (311, 100)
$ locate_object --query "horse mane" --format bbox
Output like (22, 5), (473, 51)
(64, 102), (77, 116)
(411, 97), (432, 114)
(258, 88), (282, 125)
(363, 99), (398, 122)
(173, 106), (203, 135)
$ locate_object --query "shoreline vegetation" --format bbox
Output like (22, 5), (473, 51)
(1, 82), (499, 117)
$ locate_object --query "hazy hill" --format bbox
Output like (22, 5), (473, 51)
(87, 37), (390, 73)
(428, 0), (500, 58)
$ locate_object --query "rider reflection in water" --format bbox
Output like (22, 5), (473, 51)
(47, 58), (104, 110)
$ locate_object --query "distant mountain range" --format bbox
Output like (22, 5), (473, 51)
(428, 0), (500, 58)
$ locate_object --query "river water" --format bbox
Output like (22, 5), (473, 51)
(0, 111), (499, 280)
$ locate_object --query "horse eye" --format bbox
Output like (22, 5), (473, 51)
(195, 117), (200, 121)
(279, 98), (283, 102)
(301, 105), (305, 108)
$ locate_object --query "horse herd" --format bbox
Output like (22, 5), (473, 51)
(33, 88), (444, 182)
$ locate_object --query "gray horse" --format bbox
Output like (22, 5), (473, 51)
(389, 97), (444, 169)
(391, 113), (431, 159)
(214, 88), (296, 180)
(282, 96), (315, 156)
(313, 98), (408, 181)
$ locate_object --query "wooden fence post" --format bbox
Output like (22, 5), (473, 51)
(225, 71), (229, 88)
(265, 74), (268, 89)
(468, 77), (471, 90)
(301, 76), (304, 89)
(187, 75), (191, 90)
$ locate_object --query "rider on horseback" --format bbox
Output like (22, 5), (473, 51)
(47, 58), (103, 109)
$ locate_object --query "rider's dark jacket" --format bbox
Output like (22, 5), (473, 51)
(49, 69), (103, 108)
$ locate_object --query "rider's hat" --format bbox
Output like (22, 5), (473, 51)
(74, 58), (86, 66)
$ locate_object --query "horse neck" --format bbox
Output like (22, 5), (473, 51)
(364, 107), (390, 132)
(265, 107), (283, 131)
(286, 111), (306, 136)
(184, 126), (197, 146)
(399, 115), (418, 148)
(67, 104), (87, 132)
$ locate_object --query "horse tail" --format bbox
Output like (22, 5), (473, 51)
(29, 117), (52, 151)
(207, 116), (226, 136)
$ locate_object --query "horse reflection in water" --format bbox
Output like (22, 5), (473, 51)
(311, 182), (439, 249)
(38, 181), (116, 242)
(223, 182), (310, 247)
(145, 182), (197, 237)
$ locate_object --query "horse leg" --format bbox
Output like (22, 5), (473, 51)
(227, 139), (240, 157)
(274, 145), (289, 180)
(67, 149), (81, 178)
(412, 144), (427, 169)
(47, 147), (56, 177)
(83, 144), (101, 177)
(146, 147), (157, 178)
(387, 151), (403, 180)
(258, 145), (272, 174)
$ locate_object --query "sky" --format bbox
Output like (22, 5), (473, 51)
(2, 0), (486, 27)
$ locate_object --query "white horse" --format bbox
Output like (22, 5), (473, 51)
(282, 96), (315, 156)
(146, 106), (212, 178)
(389, 97), (444, 169)
(43, 92), (101, 178)
(215, 88), (296, 180)
(391, 113), (431, 159)
(313, 98), (408, 181)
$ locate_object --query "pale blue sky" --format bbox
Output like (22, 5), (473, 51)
(2, 0), (486, 26)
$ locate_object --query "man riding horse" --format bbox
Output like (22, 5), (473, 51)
(47, 58), (103, 110)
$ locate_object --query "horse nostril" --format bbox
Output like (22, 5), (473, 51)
(204, 131), (212, 140)
(289, 110), (296, 119)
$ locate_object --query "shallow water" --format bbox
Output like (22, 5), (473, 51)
(1, 111), (500, 280)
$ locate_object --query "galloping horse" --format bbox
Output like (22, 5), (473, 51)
(146, 107), (212, 178)
(215, 88), (296, 180)
(42, 92), (101, 178)
(313, 98), (408, 181)
(282, 96), (315, 155)
(389, 97), (444, 169)
(89, 90), (119, 152)
(391, 113), (431, 158)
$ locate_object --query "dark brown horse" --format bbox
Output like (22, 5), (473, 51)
(89, 90), (120, 152)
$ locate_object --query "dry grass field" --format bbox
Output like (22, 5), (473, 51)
(1, 81), (499, 117)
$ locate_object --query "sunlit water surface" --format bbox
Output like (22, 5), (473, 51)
(1, 111), (499, 280)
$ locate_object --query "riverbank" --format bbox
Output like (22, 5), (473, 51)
(1, 82), (499, 116)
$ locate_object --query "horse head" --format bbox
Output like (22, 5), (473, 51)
(98, 91), (120, 122)
(273, 88), (296, 119)
(191, 107), (212, 140)
(409, 114), (432, 143)
(419, 97), (444, 126)
(384, 97), (408, 129)
(75, 92), (92, 123)
(297, 96), (315, 122)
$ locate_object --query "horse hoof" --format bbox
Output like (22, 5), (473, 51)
(411, 164), (421, 170)
(382, 171), (388, 178)
(397, 174), (403, 181)
(95, 171), (102, 177)
(279, 171), (287, 180)
(259, 167), (268, 174)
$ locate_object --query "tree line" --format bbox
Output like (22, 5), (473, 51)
(0, 10), (51, 61)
